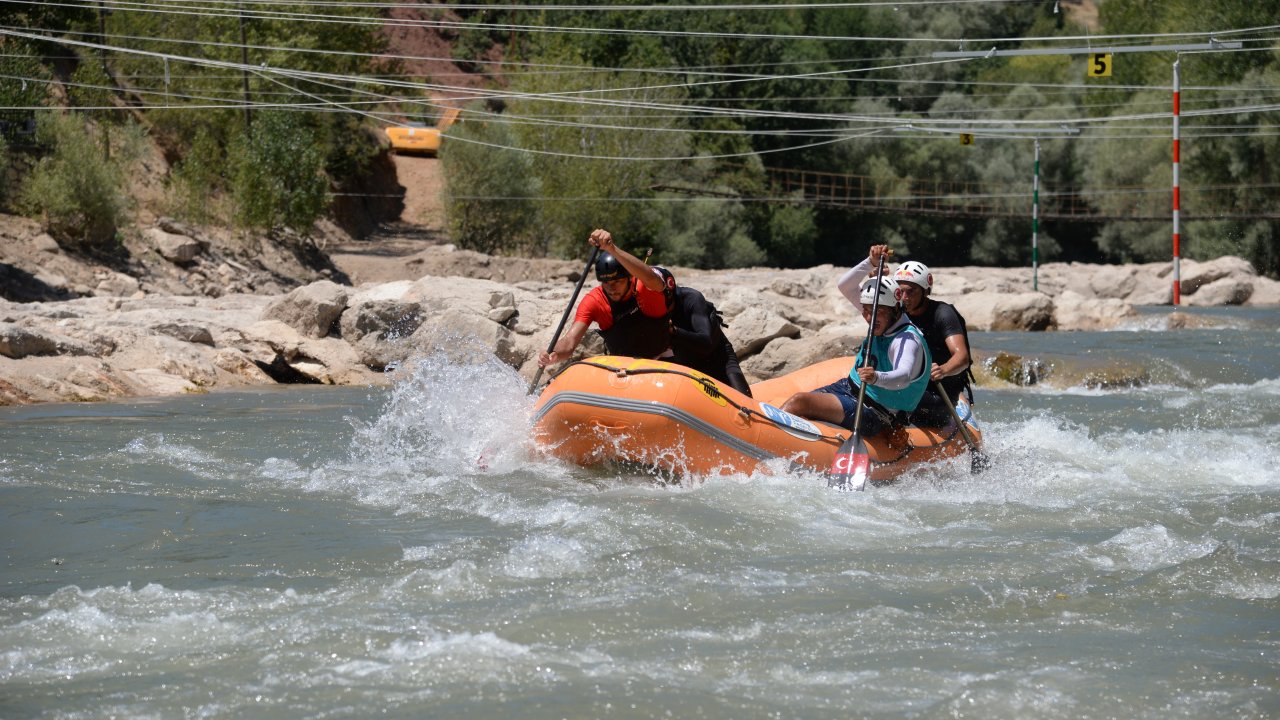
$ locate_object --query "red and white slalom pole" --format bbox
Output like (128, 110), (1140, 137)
(1172, 58), (1182, 306)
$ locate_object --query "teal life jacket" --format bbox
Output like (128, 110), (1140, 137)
(849, 319), (932, 411)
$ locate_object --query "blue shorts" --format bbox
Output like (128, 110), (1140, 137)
(814, 377), (896, 436)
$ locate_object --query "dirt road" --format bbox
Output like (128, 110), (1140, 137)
(328, 154), (451, 284)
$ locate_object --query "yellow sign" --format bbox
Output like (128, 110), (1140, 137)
(1087, 53), (1113, 78)
(959, 133), (974, 146)
(689, 370), (728, 406)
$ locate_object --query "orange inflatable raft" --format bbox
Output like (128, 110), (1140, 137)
(531, 355), (982, 483)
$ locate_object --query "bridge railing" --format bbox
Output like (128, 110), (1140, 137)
(759, 166), (1278, 221)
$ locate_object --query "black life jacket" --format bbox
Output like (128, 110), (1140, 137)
(913, 298), (975, 400)
(596, 283), (671, 359)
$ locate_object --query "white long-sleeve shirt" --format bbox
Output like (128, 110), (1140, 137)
(836, 257), (874, 306)
(838, 257), (924, 390)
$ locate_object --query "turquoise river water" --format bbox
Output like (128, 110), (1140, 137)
(2, 306), (1278, 719)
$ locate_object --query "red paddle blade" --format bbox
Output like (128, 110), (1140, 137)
(828, 437), (870, 490)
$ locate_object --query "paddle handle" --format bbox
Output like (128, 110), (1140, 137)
(851, 252), (889, 491)
(935, 381), (979, 451)
(528, 247), (601, 395)
(934, 380), (989, 474)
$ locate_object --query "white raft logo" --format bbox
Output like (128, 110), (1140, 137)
(759, 403), (821, 441)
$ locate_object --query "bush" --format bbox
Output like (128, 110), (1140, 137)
(229, 111), (329, 231)
(18, 113), (139, 249)
(167, 126), (226, 224)
(440, 118), (538, 255)
(659, 196), (764, 269)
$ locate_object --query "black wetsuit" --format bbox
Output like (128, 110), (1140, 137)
(668, 286), (752, 397)
(906, 298), (974, 426)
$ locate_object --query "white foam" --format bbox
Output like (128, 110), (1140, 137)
(1091, 525), (1218, 572)
(349, 350), (535, 478)
(501, 534), (592, 579)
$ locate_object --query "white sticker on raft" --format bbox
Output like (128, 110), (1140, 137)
(956, 398), (980, 430)
(759, 403), (822, 441)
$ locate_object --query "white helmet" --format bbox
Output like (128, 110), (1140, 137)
(859, 275), (901, 307)
(893, 260), (932, 292)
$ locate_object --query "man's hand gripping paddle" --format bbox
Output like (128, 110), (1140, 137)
(528, 246), (600, 395)
(828, 251), (890, 491)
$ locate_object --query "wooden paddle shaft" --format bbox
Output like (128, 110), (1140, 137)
(528, 247), (601, 394)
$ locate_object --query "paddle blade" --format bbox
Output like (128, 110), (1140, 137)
(970, 448), (990, 475)
(828, 435), (870, 490)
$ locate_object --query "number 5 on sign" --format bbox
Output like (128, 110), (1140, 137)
(1088, 53), (1112, 77)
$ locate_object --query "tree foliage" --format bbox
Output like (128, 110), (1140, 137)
(434, 0), (1277, 277)
(440, 119), (538, 255)
(6, 0), (1277, 275)
(20, 2), (388, 234)
(229, 111), (329, 231)
(19, 113), (142, 248)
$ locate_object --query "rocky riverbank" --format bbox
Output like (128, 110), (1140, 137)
(2, 233), (1277, 406)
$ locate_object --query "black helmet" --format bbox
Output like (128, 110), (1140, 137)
(653, 265), (677, 312)
(595, 252), (630, 282)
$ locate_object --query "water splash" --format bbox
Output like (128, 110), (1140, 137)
(349, 348), (537, 477)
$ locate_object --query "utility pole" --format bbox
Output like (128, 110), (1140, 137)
(239, 1), (251, 129)
(96, 2), (109, 77)
(1033, 139), (1041, 291)
(96, 1), (110, 161)
(1172, 59), (1182, 305)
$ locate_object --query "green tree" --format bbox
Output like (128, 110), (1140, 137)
(659, 196), (762, 269)
(440, 118), (538, 255)
(229, 111), (329, 231)
(19, 113), (141, 249)
(168, 127), (227, 225)
(505, 46), (691, 257)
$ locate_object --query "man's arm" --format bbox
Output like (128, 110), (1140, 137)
(836, 244), (889, 304)
(928, 304), (972, 381)
(538, 321), (590, 367)
(589, 229), (663, 292)
(931, 333), (971, 381)
(858, 332), (925, 389)
(670, 292), (716, 360)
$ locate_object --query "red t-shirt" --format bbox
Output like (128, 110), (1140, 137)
(575, 271), (669, 330)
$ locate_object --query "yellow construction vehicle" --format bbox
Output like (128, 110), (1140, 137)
(385, 106), (460, 156)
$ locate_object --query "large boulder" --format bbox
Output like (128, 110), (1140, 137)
(1052, 290), (1137, 331)
(145, 226), (207, 264)
(241, 319), (381, 385)
(1247, 276), (1280, 306)
(1182, 277), (1253, 306)
(338, 298), (426, 369)
(261, 280), (349, 338)
(150, 322), (215, 346)
(952, 291), (1055, 331)
(405, 307), (526, 368)
(742, 325), (861, 381)
(725, 305), (802, 357)
(94, 271), (141, 298)
(1180, 256), (1255, 296)
(1085, 264), (1145, 300)
(0, 322), (97, 358)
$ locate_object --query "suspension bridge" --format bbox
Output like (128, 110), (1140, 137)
(656, 166), (1280, 222)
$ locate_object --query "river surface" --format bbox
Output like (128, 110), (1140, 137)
(3, 307), (1278, 719)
